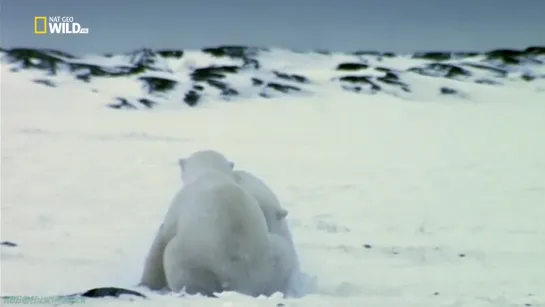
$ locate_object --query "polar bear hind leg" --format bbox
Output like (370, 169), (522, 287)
(163, 236), (222, 296)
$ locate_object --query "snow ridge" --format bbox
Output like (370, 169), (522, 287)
(1, 45), (544, 109)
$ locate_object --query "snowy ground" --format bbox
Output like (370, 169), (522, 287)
(1, 65), (545, 306)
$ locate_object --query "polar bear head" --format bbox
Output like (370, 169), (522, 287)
(178, 150), (235, 184)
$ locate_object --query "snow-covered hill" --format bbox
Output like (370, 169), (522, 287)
(1, 45), (544, 109)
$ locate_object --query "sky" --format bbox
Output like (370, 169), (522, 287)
(1, 0), (544, 56)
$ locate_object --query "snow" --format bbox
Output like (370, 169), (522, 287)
(1, 59), (545, 307)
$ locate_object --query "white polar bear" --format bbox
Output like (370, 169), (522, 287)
(139, 150), (236, 291)
(233, 170), (301, 295)
(233, 170), (294, 248)
(139, 150), (294, 297)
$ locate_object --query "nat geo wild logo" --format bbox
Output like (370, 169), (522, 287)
(34, 16), (89, 35)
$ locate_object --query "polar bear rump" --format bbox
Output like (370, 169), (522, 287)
(162, 173), (271, 296)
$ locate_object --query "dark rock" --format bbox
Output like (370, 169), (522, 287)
(184, 90), (200, 106)
(139, 76), (177, 93)
(338, 75), (381, 91)
(0, 241), (18, 247)
(242, 58), (260, 69)
(376, 72), (410, 92)
(273, 71), (309, 84)
(4, 48), (68, 75)
(76, 74), (91, 83)
(521, 74), (536, 81)
(157, 50), (184, 58)
(42, 49), (75, 59)
(412, 52), (452, 61)
(462, 63), (507, 77)
(108, 97), (137, 110)
(251, 78), (264, 86)
(375, 66), (393, 73)
(191, 66), (239, 82)
(33, 79), (56, 87)
(69, 61), (148, 78)
(138, 98), (157, 108)
(207, 79), (239, 97)
(79, 287), (146, 299)
(525, 46), (545, 55)
(352, 50), (382, 56)
(266, 82), (301, 93)
(408, 63), (472, 79)
(485, 48), (525, 65)
(363, 244), (372, 249)
(453, 51), (479, 58)
(202, 45), (260, 59)
(475, 79), (502, 85)
(128, 48), (159, 70)
(336, 63), (369, 71)
(352, 51), (395, 59)
(315, 50), (331, 55)
(70, 63), (111, 78)
(440, 87), (458, 95)
(193, 84), (204, 91)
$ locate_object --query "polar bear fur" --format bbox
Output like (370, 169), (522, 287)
(178, 150), (236, 184)
(161, 173), (270, 296)
(139, 150), (295, 296)
(139, 150), (237, 291)
(256, 233), (298, 296)
(233, 170), (301, 295)
(234, 170), (295, 249)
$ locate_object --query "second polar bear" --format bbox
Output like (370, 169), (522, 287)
(139, 150), (295, 296)
(234, 170), (301, 295)
(234, 170), (295, 249)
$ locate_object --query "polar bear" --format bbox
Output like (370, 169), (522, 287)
(139, 150), (294, 296)
(139, 150), (236, 291)
(178, 150), (236, 184)
(161, 173), (270, 296)
(255, 233), (297, 296)
(234, 170), (295, 249)
(233, 170), (301, 295)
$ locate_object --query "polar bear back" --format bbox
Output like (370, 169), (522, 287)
(234, 170), (280, 205)
(234, 170), (294, 244)
(164, 172), (272, 294)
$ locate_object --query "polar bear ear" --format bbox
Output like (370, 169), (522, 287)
(229, 161), (235, 169)
(178, 158), (186, 171)
(276, 208), (288, 220)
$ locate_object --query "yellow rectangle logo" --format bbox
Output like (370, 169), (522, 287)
(34, 16), (47, 34)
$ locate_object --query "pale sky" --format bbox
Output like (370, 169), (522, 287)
(1, 0), (544, 56)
